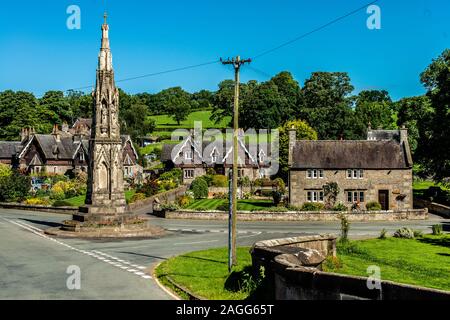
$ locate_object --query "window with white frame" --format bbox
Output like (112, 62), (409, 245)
(347, 169), (364, 179)
(307, 169), (324, 179)
(184, 169), (194, 179)
(306, 191), (324, 203)
(79, 152), (85, 162)
(185, 150), (193, 160)
(347, 191), (365, 203)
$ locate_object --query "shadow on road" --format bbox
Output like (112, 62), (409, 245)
(118, 251), (167, 260)
(20, 218), (61, 228)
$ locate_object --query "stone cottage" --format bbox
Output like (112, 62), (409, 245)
(288, 127), (413, 210)
(0, 120), (141, 179)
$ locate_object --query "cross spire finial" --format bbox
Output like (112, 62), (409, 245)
(103, 12), (108, 25)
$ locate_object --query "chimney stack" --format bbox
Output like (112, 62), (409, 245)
(52, 124), (61, 143)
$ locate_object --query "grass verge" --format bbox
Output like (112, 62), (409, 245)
(185, 199), (274, 211)
(324, 235), (450, 292)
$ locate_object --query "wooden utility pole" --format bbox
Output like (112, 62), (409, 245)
(221, 56), (251, 266)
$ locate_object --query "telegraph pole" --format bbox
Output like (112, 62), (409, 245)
(221, 56), (251, 267)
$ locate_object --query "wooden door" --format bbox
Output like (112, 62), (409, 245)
(378, 190), (389, 210)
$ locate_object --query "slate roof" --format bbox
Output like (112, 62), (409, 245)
(34, 135), (79, 160)
(0, 141), (22, 159)
(291, 140), (412, 169)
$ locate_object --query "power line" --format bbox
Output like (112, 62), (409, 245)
(252, 0), (380, 60)
(66, 59), (220, 93)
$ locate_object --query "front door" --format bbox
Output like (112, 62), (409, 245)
(378, 190), (389, 210)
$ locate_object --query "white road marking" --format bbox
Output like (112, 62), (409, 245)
(2, 218), (152, 279)
(237, 231), (262, 239)
(174, 239), (219, 246)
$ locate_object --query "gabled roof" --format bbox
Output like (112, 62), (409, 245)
(0, 141), (22, 159)
(291, 140), (411, 169)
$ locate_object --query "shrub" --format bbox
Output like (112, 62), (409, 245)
(190, 177), (209, 199)
(323, 256), (343, 270)
(160, 203), (180, 211)
(159, 168), (182, 186)
(137, 179), (159, 197)
(217, 202), (230, 212)
(393, 227), (414, 239)
(0, 173), (31, 202)
(24, 198), (51, 206)
(366, 201), (382, 211)
(0, 163), (12, 178)
(413, 230), (423, 238)
(432, 224), (443, 235)
(213, 192), (227, 199)
(177, 195), (193, 208)
(323, 182), (340, 208)
(272, 191), (283, 206)
(301, 202), (325, 211)
(212, 175), (228, 187)
(378, 229), (388, 239)
(129, 193), (146, 204)
(333, 203), (348, 212)
(52, 200), (73, 207)
(260, 190), (273, 197)
(203, 174), (214, 187)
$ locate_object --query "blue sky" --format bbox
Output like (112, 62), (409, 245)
(0, 0), (449, 100)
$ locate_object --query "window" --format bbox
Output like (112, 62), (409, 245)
(347, 169), (364, 179)
(307, 169), (324, 179)
(306, 191), (324, 203)
(238, 169), (245, 178)
(347, 191), (365, 203)
(80, 152), (85, 162)
(211, 154), (218, 163)
(184, 169), (194, 179)
(185, 151), (193, 160)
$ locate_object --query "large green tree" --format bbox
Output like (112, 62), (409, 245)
(157, 87), (192, 125)
(419, 49), (450, 184)
(300, 72), (356, 140)
(353, 90), (396, 139)
(121, 104), (156, 142)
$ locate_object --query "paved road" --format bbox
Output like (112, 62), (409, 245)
(0, 208), (447, 300)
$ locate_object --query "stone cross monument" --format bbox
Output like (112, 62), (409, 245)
(75, 14), (129, 223)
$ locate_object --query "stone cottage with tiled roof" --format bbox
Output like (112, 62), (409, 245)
(288, 127), (413, 211)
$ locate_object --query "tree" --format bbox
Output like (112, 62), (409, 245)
(300, 72), (356, 139)
(240, 81), (285, 129)
(39, 91), (72, 124)
(268, 71), (302, 122)
(353, 90), (396, 139)
(66, 90), (93, 120)
(157, 87), (192, 125)
(396, 96), (433, 158)
(277, 120), (318, 181)
(419, 49), (450, 184)
(121, 104), (156, 142)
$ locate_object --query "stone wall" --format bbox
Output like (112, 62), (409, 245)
(290, 168), (413, 210)
(414, 198), (450, 218)
(127, 186), (187, 212)
(156, 208), (428, 221)
(251, 235), (450, 300)
(0, 202), (78, 215)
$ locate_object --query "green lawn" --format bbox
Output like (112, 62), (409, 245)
(413, 180), (449, 198)
(150, 110), (230, 129)
(324, 235), (450, 292)
(186, 199), (274, 211)
(64, 190), (136, 207)
(156, 235), (450, 300)
(155, 247), (253, 300)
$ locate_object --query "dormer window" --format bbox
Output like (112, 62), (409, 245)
(80, 152), (85, 162)
(259, 150), (266, 163)
(210, 148), (219, 163)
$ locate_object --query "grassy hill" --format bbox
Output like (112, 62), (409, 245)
(150, 110), (230, 130)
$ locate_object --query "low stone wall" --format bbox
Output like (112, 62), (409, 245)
(156, 208), (428, 221)
(414, 198), (450, 218)
(0, 202), (78, 215)
(251, 235), (450, 300)
(0, 186), (188, 215)
(127, 186), (187, 212)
